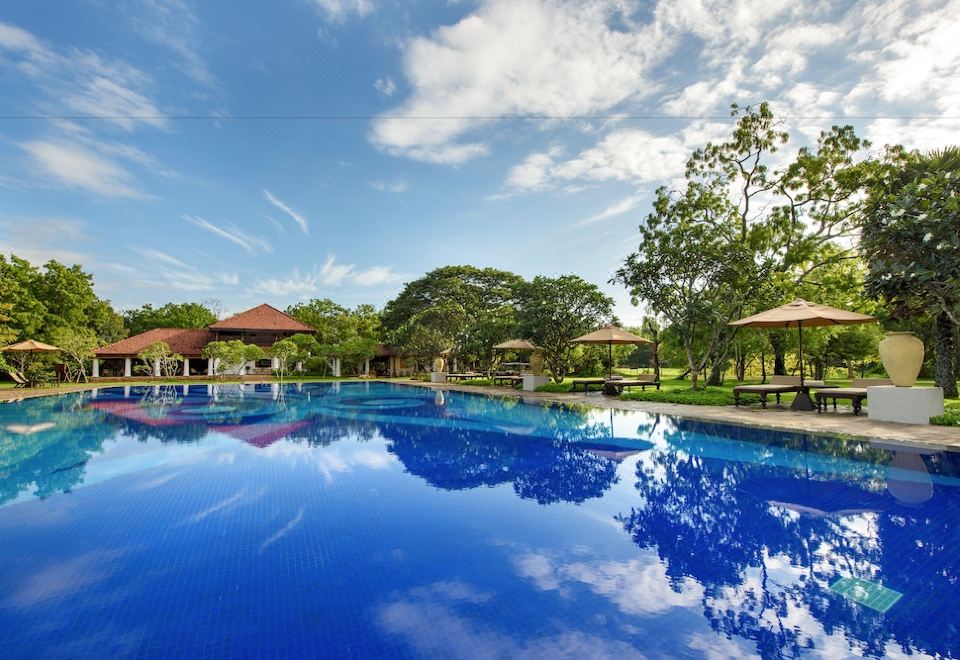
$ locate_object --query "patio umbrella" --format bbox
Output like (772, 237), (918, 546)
(493, 339), (541, 351)
(570, 325), (651, 379)
(2, 339), (61, 353)
(729, 299), (875, 410)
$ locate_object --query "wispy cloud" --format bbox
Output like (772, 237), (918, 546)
(107, 248), (241, 292)
(119, 0), (215, 87)
(263, 190), (309, 235)
(309, 0), (374, 23)
(374, 76), (397, 97)
(572, 194), (644, 228)
(253, 255), (403, 296)
(182, 215), (272, 254)
(0, 216), (93, 265)
(19, 140), (145, 198)
(368, 180), (409, 193)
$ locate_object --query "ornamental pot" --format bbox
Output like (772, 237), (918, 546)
(432, 357), (445, 373)
(529, 351), (544, 376)
(878, 331), (924, 387)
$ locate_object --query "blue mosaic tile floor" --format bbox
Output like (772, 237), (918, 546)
(0, 382), (958, 658)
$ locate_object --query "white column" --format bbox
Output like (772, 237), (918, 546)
(153, 359), (161, 377)
(334, 357), (341, 377)
(183, 358), (190, 377)
(92, 358), (100, 378)
(271, 357), (279, 370)
(364, 358), (370, 375)
(207, 357), (215, 376)
(295, 361), (303, 372)
(124, 358), (132, 377)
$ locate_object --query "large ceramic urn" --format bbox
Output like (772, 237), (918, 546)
(529, 351), (544, 376)
(878, 332), (924, 387)
(432, 357), (445, 373)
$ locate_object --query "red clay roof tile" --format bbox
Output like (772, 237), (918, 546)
(95, 328), (213, 357)
(208, 304), (314, 332)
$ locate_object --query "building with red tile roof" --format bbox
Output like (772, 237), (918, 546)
(93, 304), (314, 378)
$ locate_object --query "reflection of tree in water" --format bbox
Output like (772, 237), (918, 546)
(616, 425), (960, 658)
(382, 422), (618, 505)
(0, 393), (114, 504)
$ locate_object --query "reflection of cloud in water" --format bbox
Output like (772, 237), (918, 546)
(182, 487), (267, 525)
(376, 580), (644, 660)
(513, 551), (703, 616)
(260, 507), (304, 553)
(259, 438), (395, 484)
(6, 548), (128, 608)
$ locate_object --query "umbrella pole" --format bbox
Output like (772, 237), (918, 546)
(608, 342), (613, 379)
(792, 321), (815, 411)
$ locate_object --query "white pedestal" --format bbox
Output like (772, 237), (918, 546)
(867, 386), (944, 425)
(430, 372), (447, 383)
(523, 374), (550, 392)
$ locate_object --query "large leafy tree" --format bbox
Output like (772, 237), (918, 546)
(618, 103), (873, 384)
(123, 302), (217, 336)
(861, 146), (960, 396)
(516, 275), (614, 383)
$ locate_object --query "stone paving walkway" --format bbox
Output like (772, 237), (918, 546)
(3, 379), (957, 450)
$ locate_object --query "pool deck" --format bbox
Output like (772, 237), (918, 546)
(2, 378), (957, 450)
(405, 381), (960, 450)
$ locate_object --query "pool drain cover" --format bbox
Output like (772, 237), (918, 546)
(829, 577), (902, 613)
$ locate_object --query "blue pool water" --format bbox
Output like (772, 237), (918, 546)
(0, 382), (958, 659)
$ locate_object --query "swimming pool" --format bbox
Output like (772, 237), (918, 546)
(0, 382), (957, 658)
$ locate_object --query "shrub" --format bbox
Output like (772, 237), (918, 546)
(535, 382), (573, 393)
(620, 387), (760, 406)
(931, 411), (960, 427)
(462, 378), (494, 386)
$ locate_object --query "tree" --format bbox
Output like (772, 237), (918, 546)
(391, 302), (465, 371)
(335, 336), (379, 375)
(286, 298), (353, 345)
(270, 338), (299, 382)
(136, 341), (183, 377)
(123, 302), (217, 336)
(861, 146), (960, 396)
(201, 340), (264, 379)
(51, 327), (99, 382)
(516, 275), (614, 383)
(615, 183), (766, 389)
(619, 103), (872, 384)
(456, 306), (517, 375)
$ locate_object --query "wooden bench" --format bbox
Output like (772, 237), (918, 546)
(815, 378), (892, 415)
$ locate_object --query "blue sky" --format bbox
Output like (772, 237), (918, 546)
(1, 0), (958, 323)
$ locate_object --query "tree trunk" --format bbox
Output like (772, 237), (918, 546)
(685, 344), (699, 390)
(847, 360), (855, 379)
(760, 352), (767, 384)
(707, 362), (724, 386)
(935, 311), (958, 397)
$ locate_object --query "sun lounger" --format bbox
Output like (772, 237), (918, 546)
(8, 371), (27, 389)
(571, 378), (606, 392)
(446, 373), (484, 381)
(492, 375), (523, 388)
(604, 374), (661, 394)
(815, 378), (892, 415)
(733, 375), (815, 408)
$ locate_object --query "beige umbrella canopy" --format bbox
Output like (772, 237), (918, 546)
(729, 299), (876, 329)
(730, 299), (876, 410)
(570, 325), (651, 379)
(2, 339), (61, 353)
(493, 339), (542, 351)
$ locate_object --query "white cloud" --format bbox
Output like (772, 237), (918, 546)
(263, 190), (309, 234)
(0, 216), (92, 265)
(374, 76), (397, 97)
(252, 255), (402, 295)
(19, 140), (144, 198)
(507, 128), (693, 191)
(310, 0), (374, 22)
(182, 215), (273, 254)
(370, 0), (672, 163)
